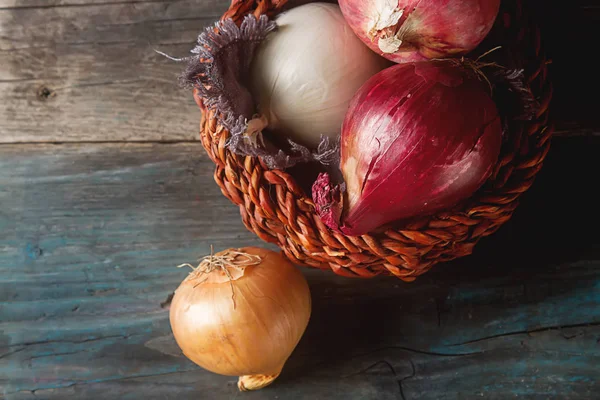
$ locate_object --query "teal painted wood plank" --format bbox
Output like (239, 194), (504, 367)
(1, 139), (600, 399)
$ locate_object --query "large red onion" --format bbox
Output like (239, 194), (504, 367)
(339, 0), (501, 63)
(312, 60), (503, 236)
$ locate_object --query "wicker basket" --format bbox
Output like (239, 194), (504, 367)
(194, 0), (553, 280)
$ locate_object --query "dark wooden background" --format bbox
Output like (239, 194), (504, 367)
(1, 0), (599, 399)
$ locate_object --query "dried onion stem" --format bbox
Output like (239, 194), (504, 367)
(177, 246), (262, 308)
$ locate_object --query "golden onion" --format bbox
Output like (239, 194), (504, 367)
(170, 247), (311, 391)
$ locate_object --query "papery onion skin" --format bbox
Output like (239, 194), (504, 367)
(169, 247), (311, 391)
(313, 60), (503, 236)
(251, 2), (389, 148)
(338, 0), (501, 63)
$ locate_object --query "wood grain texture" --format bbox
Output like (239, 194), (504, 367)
(0, 0), (175, 8)
(1, 138), (599, 399)
(0, 0), (227, 142)
(1, 0), (599, 143)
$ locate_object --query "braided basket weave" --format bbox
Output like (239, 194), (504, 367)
(195, 0), (553, 280)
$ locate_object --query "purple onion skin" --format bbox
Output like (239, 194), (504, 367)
(313, 61), (502, 236)
(339, 0), (500, 64)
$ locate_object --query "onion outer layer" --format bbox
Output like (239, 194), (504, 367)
(250, 2), (389, 148)
(313, 60), (503, 236)
(339, 0), (501, 63)
(169, 247), (311, 391)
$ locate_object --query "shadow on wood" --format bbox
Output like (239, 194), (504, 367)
(272, 137), (600, 397)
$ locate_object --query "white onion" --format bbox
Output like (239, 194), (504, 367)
(250, 2), (388, 148)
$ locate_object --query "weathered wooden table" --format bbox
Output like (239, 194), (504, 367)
(1, 0), (599, 398)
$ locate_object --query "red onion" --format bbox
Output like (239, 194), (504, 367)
(339, 0), (501, 63)
(312, 60), (503, 236)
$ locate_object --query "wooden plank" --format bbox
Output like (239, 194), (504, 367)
(0, 0), (175, 8)
(0, 1), (226, 50)
(1, 44), (202, 142)
(1, 0), (600, 143)
(0, 0), (228, 142)
(1, 137), (599, 398)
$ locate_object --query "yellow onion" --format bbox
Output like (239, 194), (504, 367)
(169, 247), (311, 391)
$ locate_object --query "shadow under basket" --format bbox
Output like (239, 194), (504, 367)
(195, 0), (553, 280)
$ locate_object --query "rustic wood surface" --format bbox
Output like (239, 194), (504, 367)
(0, 0), (598, 143)
(1, 137), (599, 399)
(1, 0), (600, 398)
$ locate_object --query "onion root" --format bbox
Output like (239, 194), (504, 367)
(237, 366), (284, 391)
